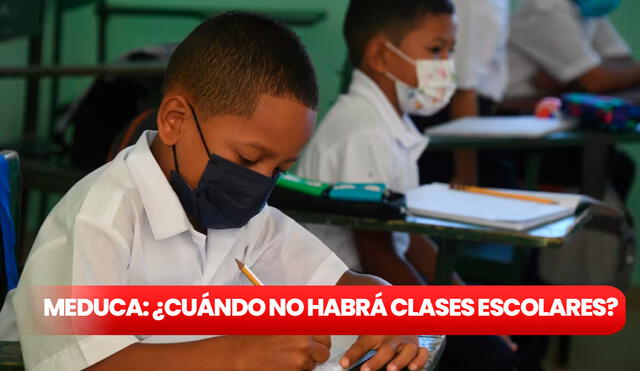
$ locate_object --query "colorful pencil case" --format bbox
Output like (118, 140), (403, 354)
(328, 182), (386, 202)
(561, 92), (640, 132)
(271, 174), (405, 220)
(276, 173), (331, 197)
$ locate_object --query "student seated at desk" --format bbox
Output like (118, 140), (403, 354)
(503, 0), (636, 202)
(505, 0), (640, 105)
(0, 12), (428, 371)
(411, 0), (516, 188)
(297, 1), (517, 370)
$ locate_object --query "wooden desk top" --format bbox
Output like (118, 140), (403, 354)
(284, 209), (592, 248)
(427, 130), (640, 151)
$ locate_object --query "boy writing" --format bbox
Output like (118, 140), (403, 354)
(296, 1), (516, 369)
(0, 12), (426, 371)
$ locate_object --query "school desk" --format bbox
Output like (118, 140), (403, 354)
(16, 156), (596, 285)
(283, 207), (593, 285)
(0, 335), (446, 371)
(14, 129), (638, 195)
(420, 335), (446, 371)
(427, 129), (640, 198)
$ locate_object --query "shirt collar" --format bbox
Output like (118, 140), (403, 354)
(125, 131), (193, 240)
(349, 69), (429, 151)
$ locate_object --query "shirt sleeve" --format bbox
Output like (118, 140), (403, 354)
(249, 207), (349, 285)
(453, 0), (503, 90)
(72, 217), (132, 285)
(509, 4), (602, 83)
(452, 0), (478, 89)
(332, 132), (402, 189)
(11, 213), (138, 370)
(592, 18), (631, 58)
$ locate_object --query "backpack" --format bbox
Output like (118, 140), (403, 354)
(60, 44), (176, 169)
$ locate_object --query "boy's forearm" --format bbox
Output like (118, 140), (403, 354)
(353, 230), (427, 285)
(406, 234), (438, 282)
(450, 89), (479, 118)
(87, 336), (242, 371)
(603, 56), (636, 70)
(406, 234), (465, 285)
(577, 64), (640, 93)
(337, 270), (390, 286)
(449, 89), (478, 185)
(452, 149), (478, 185)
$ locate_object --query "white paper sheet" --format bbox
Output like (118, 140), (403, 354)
(315, 335), (375, 371)
(406, 183), (579, 231)
(425, 116), (576, 138)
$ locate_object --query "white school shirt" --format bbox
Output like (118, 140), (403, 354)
(0, 131), (347, 371)
(296, 69), (429, 272)
(452, 0), (510, 102)
(506, 0), (631, 98)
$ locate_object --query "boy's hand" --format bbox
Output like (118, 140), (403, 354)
(340, 335), (428, 371)
(239, 335), (331, 371)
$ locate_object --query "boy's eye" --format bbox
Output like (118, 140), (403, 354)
(429, 47), (443, 55)
(238, 156), (258, 167)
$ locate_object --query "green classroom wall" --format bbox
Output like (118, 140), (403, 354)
(0, 0), (639, 282)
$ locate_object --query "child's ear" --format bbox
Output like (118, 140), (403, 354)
(363, 34), (391, 75)
(157, 95), (189, 146)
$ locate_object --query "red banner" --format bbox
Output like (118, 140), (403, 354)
(32, 285), (625, 335)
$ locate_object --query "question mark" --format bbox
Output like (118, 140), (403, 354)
(606, 297), (619, 316)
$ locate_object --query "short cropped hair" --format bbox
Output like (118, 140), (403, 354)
(163, 11), (318, 119)
(343, 0), (455, 67)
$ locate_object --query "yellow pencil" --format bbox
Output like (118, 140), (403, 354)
(235, 259), (264, 286)
(450, 184), (557, 205)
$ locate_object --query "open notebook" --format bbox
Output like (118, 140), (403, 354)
(405, 183), (593, 231)
(424, 116), (576, 138)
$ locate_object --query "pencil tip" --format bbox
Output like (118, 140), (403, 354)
(235, 258), (244, 268)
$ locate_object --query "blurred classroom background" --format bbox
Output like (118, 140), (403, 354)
(2, 0), (639, 282)
(0, 1), (639, 369)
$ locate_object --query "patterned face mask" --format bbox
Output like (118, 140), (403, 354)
(384, 42), (457, 117)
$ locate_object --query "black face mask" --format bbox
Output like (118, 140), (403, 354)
(169, 104), (278, 229)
